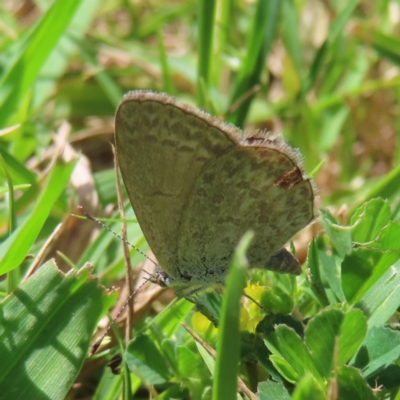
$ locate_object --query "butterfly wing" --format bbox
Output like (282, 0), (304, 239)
(116, 91), (315, 284)
(176, 144), (315, 281)
(115, 91), (240, 279)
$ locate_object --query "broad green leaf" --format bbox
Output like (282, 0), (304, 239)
(305, 308), (343, 379)
(353, 326), (400, 379)
(320, 209), (352, 257)
(304, 308), (366, 379)
(292, 374), (325, 400)
(161, 338), (179, 374)
(125, 334), (172, 385)
(368, 221), (400, 252)
(335, 365), (376, 400)
(269, 355), (299, 383)
(350, 198), (391, 243)
(358, 258), (400, 327)
(317, 238), (345, 302)
(307, 239), (330, 306)
(177, 345), (199, 378)
(265, 325), (323, 383)
(338, 309), (367, 364)
(258, 380), (291, 400)
(156, 384), (186, 400)
(341, 248), (399, 304)
(190, 291), (222, 327)
(0, 260), (112, 400)
(259, 286), (294, 315)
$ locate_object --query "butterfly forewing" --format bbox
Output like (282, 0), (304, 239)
(116, 92), (238, 279)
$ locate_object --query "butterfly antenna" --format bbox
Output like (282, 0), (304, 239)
(89, 278), (151, 356)
(78, 206), (162, 355)
(77, 206), (158, 268)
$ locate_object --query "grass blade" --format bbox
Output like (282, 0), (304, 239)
(0, 0), (84, 126)
(212, 232), (251, 400)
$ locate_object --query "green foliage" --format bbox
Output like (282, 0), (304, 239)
(0, 0), (400, 399)
(0, 260), (114, 399)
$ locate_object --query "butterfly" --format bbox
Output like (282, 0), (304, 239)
(115, 91), (316, 292)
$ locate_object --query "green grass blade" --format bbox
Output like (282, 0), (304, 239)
(0, 153), (16, 234)
(305, 0), (359, 93)
(197, 0), (217, 106)
(0, 160), (76, 275)
(210, 0), (233, 89)
(31, 0), (103, 109)
(0, 0), (84, 126)
(281, 0), (303, 85)
(227, 0), (281, 127)
(0, 144), (36, 184)
(212, 232), (251, 400)
(356, 27), (400, 66)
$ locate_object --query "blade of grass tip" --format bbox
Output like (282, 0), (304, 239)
(0, 0), (84, 126)
(197, 0), (217, 107)
(212, 231), (253, 400)
(227, 0), (282, 127)
(307, 159), (326, 178)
